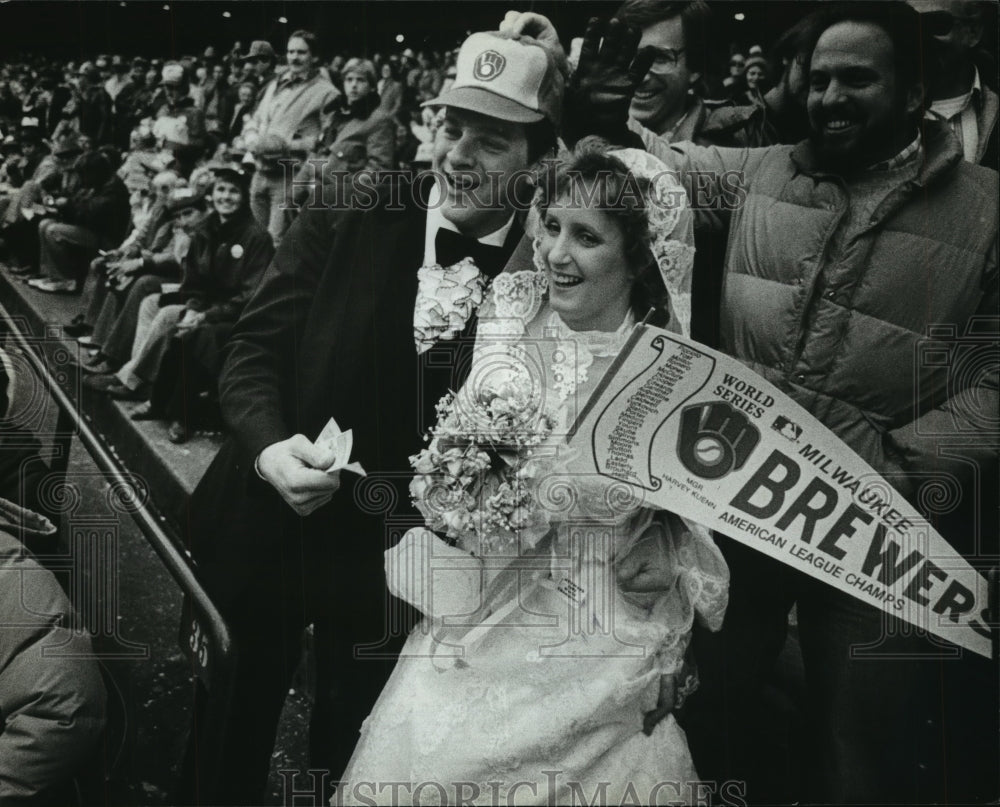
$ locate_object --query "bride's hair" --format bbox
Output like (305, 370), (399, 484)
(535, 137), (671, 327)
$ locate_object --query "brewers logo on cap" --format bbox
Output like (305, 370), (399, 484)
(473, 50), (506, 82)
(422, 31), (565, 127)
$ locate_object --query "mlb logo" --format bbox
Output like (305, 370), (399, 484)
(772, 415), (802, 442)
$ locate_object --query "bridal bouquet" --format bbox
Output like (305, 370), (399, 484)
(410, 362), (557, 554)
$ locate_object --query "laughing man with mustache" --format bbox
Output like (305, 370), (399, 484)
(179, 30), (564, 805)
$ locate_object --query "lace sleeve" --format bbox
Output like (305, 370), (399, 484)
(614, 511), (728, 675)
(673, 517), (729, 632)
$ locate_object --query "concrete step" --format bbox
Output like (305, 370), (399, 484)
(0, 264), (220, 531)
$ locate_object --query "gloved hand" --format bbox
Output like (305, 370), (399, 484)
(562, 17), (655, 147)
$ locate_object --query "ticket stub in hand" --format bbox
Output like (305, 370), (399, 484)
(316, 417), (367, 477)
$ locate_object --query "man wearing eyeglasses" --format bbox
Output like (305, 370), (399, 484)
(614, 0), (711, 141)
(909, 0), (998, 167)
(601, 1), (784, 350)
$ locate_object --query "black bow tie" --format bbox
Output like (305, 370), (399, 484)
(434, 227), (507, 278)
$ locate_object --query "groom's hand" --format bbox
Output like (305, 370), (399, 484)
(257, 435), (341, 516)
(499, 10), (562, 50)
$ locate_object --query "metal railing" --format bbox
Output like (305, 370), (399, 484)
(0, 300), (236, 798)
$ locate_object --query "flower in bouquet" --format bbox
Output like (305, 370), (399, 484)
(410, 360), (558, 554)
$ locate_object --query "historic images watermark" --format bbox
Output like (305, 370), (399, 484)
(280, 768), (749, 806)
(278, 160), (748, 215)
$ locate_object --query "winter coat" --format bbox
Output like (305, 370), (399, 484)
(63, 175), (131, 249)
(636, 120), (998, 498)
(174, 207), (274, 323)
(316, 92), (395, 174)
(0, 498), (106, 803)
(242, 69), (338, 158)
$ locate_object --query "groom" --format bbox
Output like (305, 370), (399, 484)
(181, 30), (565, 804)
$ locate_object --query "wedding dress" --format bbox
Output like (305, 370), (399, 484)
(336, 269), (729, 807)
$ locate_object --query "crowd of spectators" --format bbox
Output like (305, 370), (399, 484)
(0, 23), (795, 444)
(0, 0), (994, 437)
(0, 2), (995, 799)
(0, 33), (477, 442)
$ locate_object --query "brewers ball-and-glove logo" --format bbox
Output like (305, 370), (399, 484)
(678, 401), (761, 480)
(474, 50), (506, 81)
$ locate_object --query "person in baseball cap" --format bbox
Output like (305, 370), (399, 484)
(174, 27), (567, 806)
(423, 30), (565, 130)
(165, 186), (205, 218)
(159, 61), (187, 88)
(240, 40), (277, 84)
(240, 40), (277, 63)
(421, 30), (566, 235)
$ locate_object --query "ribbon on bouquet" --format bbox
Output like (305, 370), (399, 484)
(387, 527), (619, 670)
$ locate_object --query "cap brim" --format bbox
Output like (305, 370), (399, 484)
(169, 204), (202, 216)
(422, 86), (545, 124)
(211, 167), (248, 185)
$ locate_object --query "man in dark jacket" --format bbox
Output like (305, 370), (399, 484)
(152, 63), (207, 178)
(74, 64), (113, 146)
(27, 151), (129, 294)
(180, 30), (564, 804)
(911, 0), (998, 168)
(290, 58), (395, 212)
(569, 3), (999, 803)
(109, 57), (150, 150)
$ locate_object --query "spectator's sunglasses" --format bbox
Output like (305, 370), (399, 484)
(921, 11), (956, 36)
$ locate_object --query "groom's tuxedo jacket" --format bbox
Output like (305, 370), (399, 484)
(187, 174), (526, 613)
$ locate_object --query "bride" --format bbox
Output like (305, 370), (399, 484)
(336, 141), (729, 806)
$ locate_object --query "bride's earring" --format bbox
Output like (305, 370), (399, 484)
(532, 235), (549, 278)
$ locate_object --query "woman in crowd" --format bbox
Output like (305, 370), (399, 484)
(338, 141), (728, 805)
(739, 54), (770, 103)
(84, 165), (273, 444)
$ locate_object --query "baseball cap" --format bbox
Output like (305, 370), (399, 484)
(240, 40), (276, 62)
(207, 162), (249, 188)
(422, 31), (565, 128)
(160, 62), (187, 87)
(166, 187), (204, 216)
